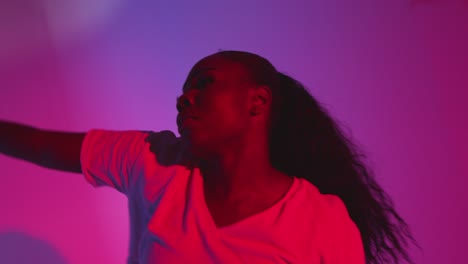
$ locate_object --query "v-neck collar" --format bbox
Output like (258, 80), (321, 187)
(192, 168), (299, 232)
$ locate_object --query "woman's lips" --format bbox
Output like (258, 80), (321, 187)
(178, 116), (198, 133)
(177, 113), (197, 127)
(182, 117), (197, 126)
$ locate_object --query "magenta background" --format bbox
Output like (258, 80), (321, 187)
(0, 0), (467, 263)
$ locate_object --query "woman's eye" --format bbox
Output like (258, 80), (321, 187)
(196, 77), (213, 88)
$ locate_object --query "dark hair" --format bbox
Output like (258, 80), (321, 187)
(216, 50), (420, 264)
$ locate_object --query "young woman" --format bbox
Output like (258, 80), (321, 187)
(0, 50), (417, 263)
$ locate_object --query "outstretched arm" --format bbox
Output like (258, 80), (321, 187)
(0, 120), (85, 173)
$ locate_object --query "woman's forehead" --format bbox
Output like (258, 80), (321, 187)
(181, 55), (253, 94)
(189, 55), (248, 78)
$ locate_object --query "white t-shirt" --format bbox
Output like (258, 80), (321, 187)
(80, 129), (365, 264)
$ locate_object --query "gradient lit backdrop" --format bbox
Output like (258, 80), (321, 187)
(0, 0), (467, 263)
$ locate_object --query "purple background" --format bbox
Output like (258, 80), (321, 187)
(1, 0), (467, 263)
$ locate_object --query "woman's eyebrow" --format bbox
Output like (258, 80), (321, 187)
(182, 68), (216, 93)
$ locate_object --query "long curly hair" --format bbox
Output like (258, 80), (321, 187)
(217, 50), (419, 264)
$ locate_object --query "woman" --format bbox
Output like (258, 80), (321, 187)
(0, 50), (417, 263)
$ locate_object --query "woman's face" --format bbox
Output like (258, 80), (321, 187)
(176, 55), (254, 158)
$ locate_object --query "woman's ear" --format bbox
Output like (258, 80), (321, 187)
(250, 85), (272, 116)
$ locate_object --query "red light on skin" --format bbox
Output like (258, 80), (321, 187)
(178, 117), (198, 134)
(182, 117), (197, 127)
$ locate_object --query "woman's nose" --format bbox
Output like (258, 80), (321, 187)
(177, 94), (193, 112)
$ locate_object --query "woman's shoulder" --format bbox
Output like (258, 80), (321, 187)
(292, 178), (349, 217)
(140, 130), (198, 168)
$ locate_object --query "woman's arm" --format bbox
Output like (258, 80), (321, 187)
(0, 120), (85, 173)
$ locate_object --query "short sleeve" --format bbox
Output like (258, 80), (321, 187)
(80, 129), (150, 194)
(322, 195), (366, 264)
